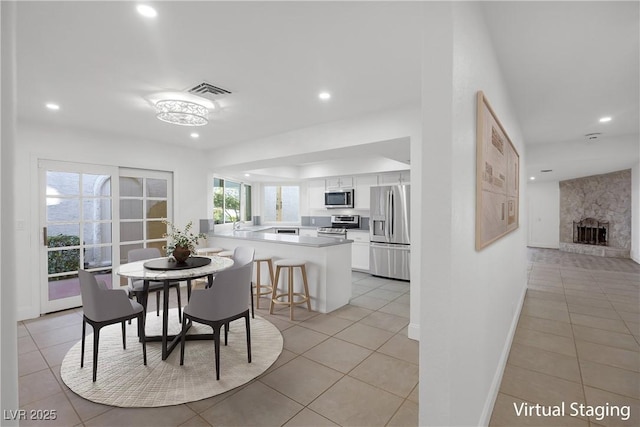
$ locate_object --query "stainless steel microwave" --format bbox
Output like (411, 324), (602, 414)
(324, 189), (354, 209)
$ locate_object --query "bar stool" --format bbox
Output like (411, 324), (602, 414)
(270, 259), (311, 320)
(196, 247), (224, 256)
(253, 256), (274, 311)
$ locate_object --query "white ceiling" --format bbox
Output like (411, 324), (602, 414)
(15, 1), (639, 182)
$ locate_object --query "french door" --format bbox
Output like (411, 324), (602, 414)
(40, 160), (117, 313)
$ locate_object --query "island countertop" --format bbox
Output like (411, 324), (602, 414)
(210, 230), (352, 247)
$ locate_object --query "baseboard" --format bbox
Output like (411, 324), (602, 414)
(527, 243), (559, 249)
(407, 322), (419, 341)
(478, 283), (527, 426)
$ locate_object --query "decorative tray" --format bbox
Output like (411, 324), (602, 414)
(143, 256), (212, 271)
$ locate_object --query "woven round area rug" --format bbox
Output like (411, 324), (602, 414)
(60, 309), (283, 407)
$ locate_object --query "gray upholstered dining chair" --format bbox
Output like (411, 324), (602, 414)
(78, 269), (147, 382)
(127, 247), (182, 322)
(179, 256), (254, 380)
(232, 246), (256, 318)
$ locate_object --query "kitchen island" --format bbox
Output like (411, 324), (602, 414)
(207, 230), (352, 313)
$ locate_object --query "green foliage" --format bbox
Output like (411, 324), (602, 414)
(47, 234), (80, 275)
(162, 220), (206, 256)
(213, 188), (240, 224)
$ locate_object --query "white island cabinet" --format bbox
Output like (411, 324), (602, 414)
(208, 231), (352, 314)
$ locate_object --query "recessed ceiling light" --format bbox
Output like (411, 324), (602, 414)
(190, 132), (199, 138)
(530, 176), (536, 180)
(599, 116), (612, 123)
(318, 92), (331, 101)
(46, 103), (60, 110)
(136, 4), (157, 18)
(244, 173), (251, 177)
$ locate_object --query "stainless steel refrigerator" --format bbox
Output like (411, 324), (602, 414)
(369, 185), (410, 281)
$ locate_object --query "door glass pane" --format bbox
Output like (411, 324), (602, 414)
(146, 200), (167, 218)
(47, 171), (79, 195)
(47, 224), (80, 247)
(120, 199), (143, 219)
(83, 222), (112, 245)
(47, 198), (79, 222)
(148, 240), (167, 255)
(83, 199), (112, 221)
(48, 249), (80, 274)
(83, 174), (111, 196)
(120, 222), (143, 242)
(120, 177), (143, 197)
(84, 246), (113, 269)
(147, 179), (167, 197)
(48, 273), (79, 301)
(147, 220), (166, 239)
(120, 243), (144, 264)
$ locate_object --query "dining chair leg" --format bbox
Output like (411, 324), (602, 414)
(139, 313), (147, 365)
(92, 327), (100, 382)
(245, 312), (252, 363)
(121, 321), (126, 349)
(156, 291), (160, 316)
(250, 280), (255, 318)
(179, 314), (187, 366)
(81, 319), (86, 368)
(213, 325), (221, 380)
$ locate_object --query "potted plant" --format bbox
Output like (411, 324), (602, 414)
(163, 220), (206, 263)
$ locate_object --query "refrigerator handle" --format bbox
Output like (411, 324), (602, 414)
(386, 191), (392, 240)
(390, 191), (394, 236)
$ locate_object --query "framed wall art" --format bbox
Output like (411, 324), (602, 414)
(475, 91), (519, 250)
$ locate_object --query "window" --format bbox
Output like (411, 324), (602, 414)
(213, 178), (252, 224)
(119, 169), (172, 266)
(263, 185), (299, 222)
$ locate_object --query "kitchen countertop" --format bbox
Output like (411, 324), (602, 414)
(212, 230), (352, 247)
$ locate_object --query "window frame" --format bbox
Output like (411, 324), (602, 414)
(213, 177), (252, 225)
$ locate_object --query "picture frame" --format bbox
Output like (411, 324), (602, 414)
(475, 91), (519, 250)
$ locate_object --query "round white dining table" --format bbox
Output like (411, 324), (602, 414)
(116, 255), (234, 360)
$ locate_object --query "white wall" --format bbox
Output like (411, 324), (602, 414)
(419, 3), (528, 426)
(1, 0), (19, 420)
(14, 124), (210, 320)
(633, 161), (640, 263)
(527, 181), (560, 248)
(207, 106), (423, 340)
(207, 106), (421, 169)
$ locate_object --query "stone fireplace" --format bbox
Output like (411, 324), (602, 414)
(559, 169), (631, 258)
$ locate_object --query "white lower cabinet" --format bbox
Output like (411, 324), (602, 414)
(348, 230), (370, 271)
(299, 228), (317, 237)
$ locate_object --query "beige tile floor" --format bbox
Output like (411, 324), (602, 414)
(17, 248), (640, 427)
(490, 248), (640, 427)
(17, 271), (417, 427)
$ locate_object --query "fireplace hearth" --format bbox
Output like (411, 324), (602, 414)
(573, 218), (609, 246)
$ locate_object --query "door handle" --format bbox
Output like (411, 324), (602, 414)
(43, 227), (48, 246)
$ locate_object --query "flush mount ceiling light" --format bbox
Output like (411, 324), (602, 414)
(136, 4), (157, 18)
(155, 100), (209, 126)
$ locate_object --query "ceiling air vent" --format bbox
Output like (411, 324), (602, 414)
(541, 169), (553, 173)
(187, 82), (232, 99)
(585, 132), (602, 142)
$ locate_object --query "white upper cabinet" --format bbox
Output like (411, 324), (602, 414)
(378, 170), (410, 185)
(307, 179), (326, 209)
(354, 175), (378, 209)
(325, 176), (353, 189)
